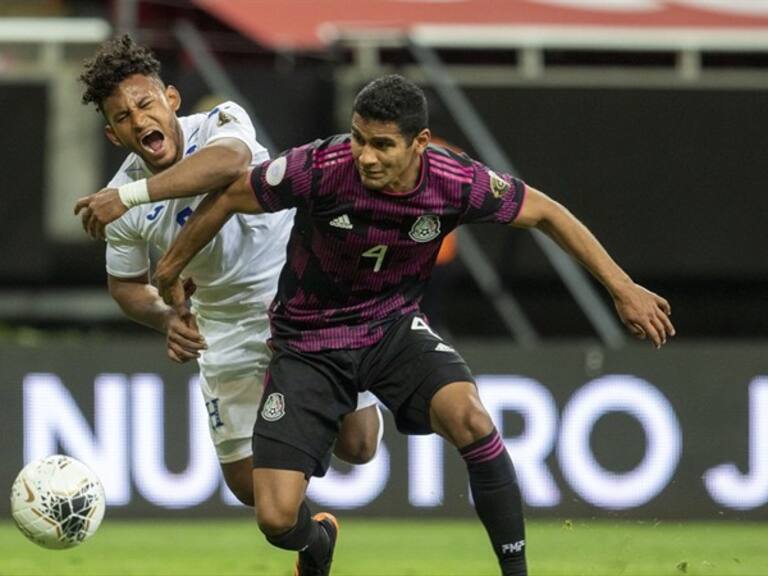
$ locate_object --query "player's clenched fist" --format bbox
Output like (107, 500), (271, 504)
(165, 311), (207, 363)
(74, 187), (128, 239)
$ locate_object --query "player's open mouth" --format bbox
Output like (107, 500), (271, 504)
(140, 130), (166, 156)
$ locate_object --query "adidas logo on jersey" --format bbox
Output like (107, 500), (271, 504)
(329, 214), (353, 229)
(435, 343), (455, 353)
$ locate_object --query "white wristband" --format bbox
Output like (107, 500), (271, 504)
(117, 179), (150, 208)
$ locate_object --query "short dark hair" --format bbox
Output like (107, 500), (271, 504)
(352, 75), (428, 141)
(79, 34), (162, 109)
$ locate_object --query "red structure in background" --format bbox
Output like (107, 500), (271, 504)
(191, 0), (768, 50)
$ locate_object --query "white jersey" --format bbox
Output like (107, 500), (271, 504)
(105, 101), (293, 381)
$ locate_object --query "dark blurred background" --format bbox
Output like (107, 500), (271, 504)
(0, 0), (766, 342)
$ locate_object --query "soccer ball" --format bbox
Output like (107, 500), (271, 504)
(10, 455), (106, 549)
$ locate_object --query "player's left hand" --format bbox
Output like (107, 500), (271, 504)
(74, 188), (128, 240)
(166, 311), (207, 364)
(613, 282), (675, 349)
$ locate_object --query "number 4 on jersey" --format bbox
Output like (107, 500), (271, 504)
(176, 206), (194, 227)
(361, 244), (389, 272)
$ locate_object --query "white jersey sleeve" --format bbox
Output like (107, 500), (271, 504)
(197, 101), (269, 165)
(105, 210), (150, 278)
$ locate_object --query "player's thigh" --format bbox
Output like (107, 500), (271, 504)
(220, 455), (254, 505)
(254, 345), (358, 477)
(339, 392), (380, 442)
(364, 312), (474, 435)
(340, 401), (380, 438)
(335, 402), (382, 464)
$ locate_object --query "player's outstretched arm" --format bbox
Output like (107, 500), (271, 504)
(512, 185), (675, 348)
(154, 170), (263, 308)
(74, 138), (251, 239)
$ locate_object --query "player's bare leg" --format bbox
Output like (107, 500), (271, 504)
(334, 404), (381, 464)
(430, 381), (493, 446)
(253, 468), (339, 576)
(252, 468), (308, 535)
(220, 457), (255, 506)
(430, 381), (527, 576)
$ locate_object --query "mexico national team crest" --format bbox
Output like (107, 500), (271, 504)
(409, 214), (441, 243)
(261, 393), (285, 422)
(489, 170), (511, 198)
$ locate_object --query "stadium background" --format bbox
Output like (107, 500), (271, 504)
(1, 0), (767, 544)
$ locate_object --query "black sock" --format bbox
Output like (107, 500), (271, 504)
(265, 502), (329, 564)
(460, 429), (527, 576)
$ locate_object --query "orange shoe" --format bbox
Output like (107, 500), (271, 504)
(294, 512), (340, 576)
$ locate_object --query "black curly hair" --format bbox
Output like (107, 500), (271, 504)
(352, 75), (428, 142)
(79, 34), (162, 110)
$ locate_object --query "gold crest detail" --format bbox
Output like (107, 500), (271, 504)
(489, 171), (511, 198)
(217, 110), (238, 126)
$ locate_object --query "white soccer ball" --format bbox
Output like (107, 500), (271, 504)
(10, 455), (106, 549)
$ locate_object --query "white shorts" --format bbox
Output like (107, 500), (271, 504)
(195, 309), (269, 463)
(199, 372), (381, 464)
(198, 371), (264, 464)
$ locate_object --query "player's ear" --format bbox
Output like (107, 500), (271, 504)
(413, 128), (431, 154)
(104, 124), (122, 147)
(166, 85), (181, 112)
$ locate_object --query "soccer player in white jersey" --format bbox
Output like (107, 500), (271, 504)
(75, 35), (382, 506)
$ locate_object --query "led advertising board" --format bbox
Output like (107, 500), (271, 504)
(1, 340), (765, 518)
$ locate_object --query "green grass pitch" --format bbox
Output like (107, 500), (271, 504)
(2, 518), (767, 575)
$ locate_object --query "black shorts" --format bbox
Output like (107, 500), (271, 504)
(252, 312), (474, 477)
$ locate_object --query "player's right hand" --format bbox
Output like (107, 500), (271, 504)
(613, 282), (675, 349)
(166, 312), (207, 363)
(156, 270), (185, 312)
(74, 188), (128, 240)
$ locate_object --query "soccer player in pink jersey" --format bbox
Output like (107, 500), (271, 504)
(84, 74), (675, 576)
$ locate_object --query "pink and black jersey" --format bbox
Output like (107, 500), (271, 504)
(250, 135), (526, 352)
